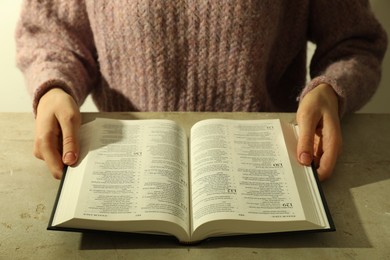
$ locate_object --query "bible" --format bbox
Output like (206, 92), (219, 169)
(48, 117), (334, 243)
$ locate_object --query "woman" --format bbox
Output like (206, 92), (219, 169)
(15, 0), (387, 180)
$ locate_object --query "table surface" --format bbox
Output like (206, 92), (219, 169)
(1, 112), (389, 259)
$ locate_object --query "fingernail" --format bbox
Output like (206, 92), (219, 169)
(299, 152), (312, 165)
(63, 152), (77, 165)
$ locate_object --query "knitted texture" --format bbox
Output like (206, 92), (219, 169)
(15, 0), (387, 115)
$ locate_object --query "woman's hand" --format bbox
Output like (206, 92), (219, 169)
(34, 88), (81, 179)
(296, 84), (342, 181)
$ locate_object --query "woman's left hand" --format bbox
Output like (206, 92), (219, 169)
(296, 83), (343, 181)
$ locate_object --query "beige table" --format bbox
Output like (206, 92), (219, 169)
(1, 112), (389, 259)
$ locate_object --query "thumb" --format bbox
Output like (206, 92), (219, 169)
(296, 115), (316, 166)
(59, 113), (81, 166)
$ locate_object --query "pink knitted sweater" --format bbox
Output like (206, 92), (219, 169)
(15, 0), (387, 115)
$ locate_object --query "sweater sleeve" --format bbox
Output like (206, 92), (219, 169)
(300, 0), (387, 116)
(15, 0), (98, 115)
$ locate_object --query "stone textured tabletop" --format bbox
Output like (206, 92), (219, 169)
(1, 112), (389, 259)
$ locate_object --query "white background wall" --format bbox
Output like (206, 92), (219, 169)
(0, 0), (97, 112)
(1, 0), (388, 113)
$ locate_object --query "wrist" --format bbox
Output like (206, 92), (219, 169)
(33, 80), (77, 117)
(36, 87), (78, 118)
(37, 87), (65, 111)
(310, 83), (340, 117)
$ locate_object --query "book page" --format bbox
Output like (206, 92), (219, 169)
(189, 119), (306, 233)
(56, 118), (190, 237)
(51, 120), (96, 226)
(282, 123), (330, 229)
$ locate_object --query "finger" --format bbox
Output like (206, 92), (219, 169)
(58, 110), (81, 166)
(316, 117), (342, 181)
(34, 131), (64, 179)
(316, 145), (338, 181)
(34, 110), (66, 179)
(312, 134), (323, 168)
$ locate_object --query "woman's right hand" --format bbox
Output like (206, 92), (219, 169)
(34, 88), (81, 179)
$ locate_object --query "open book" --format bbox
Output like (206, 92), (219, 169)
(48, 117), (334, 243)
